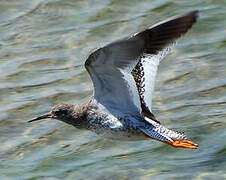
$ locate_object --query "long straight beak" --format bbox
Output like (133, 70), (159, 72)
(28, 112), (53, 123)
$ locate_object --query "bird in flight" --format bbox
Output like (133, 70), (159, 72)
(29, 11), (198, 149)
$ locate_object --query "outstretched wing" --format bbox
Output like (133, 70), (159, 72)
(131, 11), (198, 123)
(85, 11), (198, 119)
(85, 38), (144, 115)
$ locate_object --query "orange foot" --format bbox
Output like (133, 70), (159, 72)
(164, 139), (198, 149)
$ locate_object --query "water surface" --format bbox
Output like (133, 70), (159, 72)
(0, 0), (226, 179)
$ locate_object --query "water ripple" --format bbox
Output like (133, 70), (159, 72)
(0, 0), (226, 179)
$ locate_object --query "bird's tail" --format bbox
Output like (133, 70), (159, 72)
(140, 117), (198, 149)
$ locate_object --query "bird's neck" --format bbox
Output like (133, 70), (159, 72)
(64, 102), (94, 128)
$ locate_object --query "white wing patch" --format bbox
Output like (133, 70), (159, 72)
(132, 44), (175, 113)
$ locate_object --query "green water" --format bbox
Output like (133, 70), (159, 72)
(0, 0), (226, 179)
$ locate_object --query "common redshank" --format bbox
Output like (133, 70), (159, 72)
(29, 11), (199, 149)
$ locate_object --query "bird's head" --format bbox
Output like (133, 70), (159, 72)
(28, 104), (75, 123)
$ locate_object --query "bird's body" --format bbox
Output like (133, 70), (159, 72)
(30, 11), (199, 149)
(52, 101), (186, 142)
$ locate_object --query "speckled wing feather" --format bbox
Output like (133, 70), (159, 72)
(131, 11), (198, 123)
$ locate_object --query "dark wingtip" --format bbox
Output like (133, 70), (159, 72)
(183, 10), (199, 23)
(131, 10), (199, 54)
(185, 10), (199, 16)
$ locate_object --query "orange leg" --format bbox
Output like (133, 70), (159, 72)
(163, 139), (198, 149)
(143, 134), (198, 149)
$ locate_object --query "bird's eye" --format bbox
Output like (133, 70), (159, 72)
(60, 109), (67, 115)
(54, 109), (67, 116)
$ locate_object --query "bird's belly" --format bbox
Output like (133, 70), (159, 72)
(90, 126), (147, 141)
(86, 107), (147, 141)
